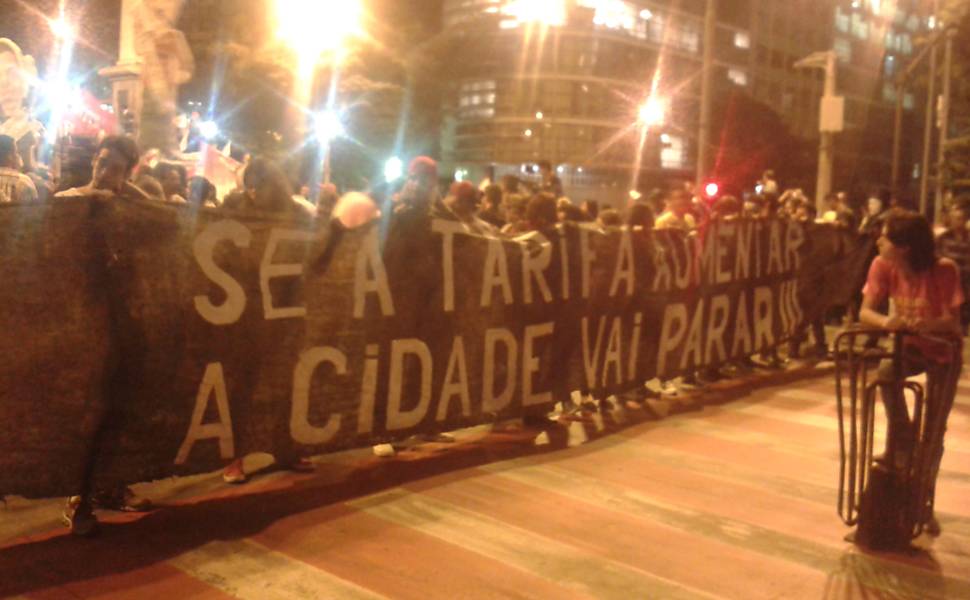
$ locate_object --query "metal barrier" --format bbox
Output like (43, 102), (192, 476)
(834, 327), (960, 550)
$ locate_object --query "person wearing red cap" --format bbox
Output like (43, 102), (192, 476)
(443, 180), (496, 235)
(395, 156), (439, 213)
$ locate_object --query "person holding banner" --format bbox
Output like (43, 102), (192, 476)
(54, 136), (151, 202)
(859, 209), (963, 535)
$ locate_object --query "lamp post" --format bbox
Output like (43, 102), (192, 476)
(795, 50), (842, 214)
(695, 0), (716, 191)
(275, 0), (362, 188)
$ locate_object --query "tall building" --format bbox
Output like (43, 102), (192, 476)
(439, 0), (930, 206)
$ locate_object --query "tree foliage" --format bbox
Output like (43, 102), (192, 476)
(708, 87), (815, 196)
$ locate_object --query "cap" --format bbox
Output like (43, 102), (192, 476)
(450, 181), (479, 205)
(408, 156), (438, 180)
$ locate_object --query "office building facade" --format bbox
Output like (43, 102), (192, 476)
(440, 0), (929, 205)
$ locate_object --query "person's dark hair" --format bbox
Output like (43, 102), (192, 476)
(582, 199), (599, 219)
(0, 135), (16, 165)
(598, 208), (621, 226)
(483, 184), (503, 209)
(645, 188), (665, 213)
(884, 209), (936, 273)
(628, 202), (655, 229)
(154, 161), (187, 188)
(98, 135), (140, 173)
(525, 192), (557, 229)
(188, 175), (217, 206)
(133, 174), (165, 201)
(711, 195), (741, 220)
(560, 204), (588, 222)
(243, 157), (294, 212)
(501, 174), (520, 194)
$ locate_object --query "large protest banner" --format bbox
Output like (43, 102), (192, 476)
(0, 199), (872, 498)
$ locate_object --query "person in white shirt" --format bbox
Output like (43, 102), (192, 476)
(0, 134), (36, 203)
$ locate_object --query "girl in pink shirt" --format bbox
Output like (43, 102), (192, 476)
(859, 209), (962, 535)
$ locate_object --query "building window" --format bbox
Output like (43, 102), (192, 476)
(579, 0), (637, 32)
(884, 55), (896, 77)
(882, 82), (897, 102)
(458, 80), (497, 120)
(851, 13), (869, 40)
(727, 68), (748, 86)
(834, 37), (852, 62)
(733, 31), (750, 49)
(835, 7), (850, 32)
(661, 134), (686, 170)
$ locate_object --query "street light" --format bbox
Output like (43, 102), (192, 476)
(44, 8), (76, 143)
(315, 109), (345, 185)
(314, 109), (345, 144)
(275, 0), (363, 79)
(637, 96), (667, 128)
(199, 120), (219, 140)
(384, 157), (403, 183)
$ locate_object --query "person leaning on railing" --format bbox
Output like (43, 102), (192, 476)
(858, 209), (964, 535)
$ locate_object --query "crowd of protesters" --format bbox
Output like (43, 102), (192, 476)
(4, 135), (968, 538)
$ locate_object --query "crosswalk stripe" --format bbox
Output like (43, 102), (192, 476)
(168, 539), (388, 600)
(349, 489), (723, 600)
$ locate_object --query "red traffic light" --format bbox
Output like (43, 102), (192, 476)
(704, 182), (720, 198)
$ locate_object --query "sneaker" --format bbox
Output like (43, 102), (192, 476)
(91, 486), (152, 512)
(373, 443), (396, 458)
(62, 496), (98, 537)
(222, 459), (248, 484)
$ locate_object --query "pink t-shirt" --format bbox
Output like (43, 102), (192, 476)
(863, 255), (964, 362)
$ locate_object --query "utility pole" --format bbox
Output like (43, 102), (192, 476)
(795, 50), (842, 214)
(935, 28), (955, 219)
(919, 0), (940, 217)
(817, 51), (838, 214)
(695, 0), (716, 190)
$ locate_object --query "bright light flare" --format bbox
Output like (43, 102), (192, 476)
(275, 0), (363, 76)
(47, 16), (74, 40)
(314, 110), (345, 143)
(384, 157), (403, 183)
(638, 97), (667, 128)
(199, 120), (219, 140)
(705, 182), (720, 198)
(502, 0), (566, 27)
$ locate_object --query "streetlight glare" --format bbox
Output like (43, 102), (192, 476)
(384, 157), (403, 183)
(638, 97), (666, 127)
(199, 120), (219, 140)
(315, 110), (345, 143)
(47, 16), (74, 41)
(275, 0), (363, 75)
(502, 0), (566, 27)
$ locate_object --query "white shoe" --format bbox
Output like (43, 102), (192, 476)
(372, 443), (396, 457)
